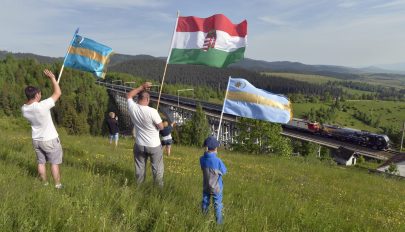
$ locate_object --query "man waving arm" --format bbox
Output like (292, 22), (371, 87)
(43, 69), (61, 102)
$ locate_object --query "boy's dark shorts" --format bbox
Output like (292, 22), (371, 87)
(161, 139), (173, 146)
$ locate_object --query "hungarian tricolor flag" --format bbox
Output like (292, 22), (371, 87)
(168, 14), (247, 68)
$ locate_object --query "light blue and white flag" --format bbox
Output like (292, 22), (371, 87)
(64, 34), (113, 78)
(223, 78), (292, 123)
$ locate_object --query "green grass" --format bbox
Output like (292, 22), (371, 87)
(264, 72), (405, 90)
(345, 100), (405, 129)
(263, 72), (340, 84)
(341, 86), (375, 96)
(292, 100), (405, 132)
(1, 116), (405, 231)
(361, 74), (405, 89)
(292, 102), (326, 118)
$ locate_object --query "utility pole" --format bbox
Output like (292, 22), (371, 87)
(401, 121), (405, 151)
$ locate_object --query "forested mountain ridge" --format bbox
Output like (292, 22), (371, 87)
(3, 50), (405, 102)
(108, 59), (342, 99)
(0, 50), (62, 64)
(2, 50), (403, 77)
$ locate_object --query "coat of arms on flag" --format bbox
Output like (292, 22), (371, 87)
(203, 30), (217, 51)
(168, 14), (247, 68)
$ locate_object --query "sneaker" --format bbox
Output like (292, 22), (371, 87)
(43, 181), (49, 186)
(55, 183), (63, 189)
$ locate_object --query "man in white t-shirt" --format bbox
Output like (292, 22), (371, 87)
(127, 82), (164, 186)
(21, 69), (63, 189)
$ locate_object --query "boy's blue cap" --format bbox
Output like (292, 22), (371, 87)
(204, 136), (220, 150)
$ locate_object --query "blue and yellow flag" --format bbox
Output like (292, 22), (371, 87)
(64, 34), (113, 78)
(223, 78), (292, 123)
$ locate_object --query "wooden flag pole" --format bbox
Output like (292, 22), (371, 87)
(156, 11), (180, 110)
(57, 28), (79, 84)
(217, 76), (232, 140)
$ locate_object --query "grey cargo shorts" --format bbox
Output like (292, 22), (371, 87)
(32, 138), (63, 164)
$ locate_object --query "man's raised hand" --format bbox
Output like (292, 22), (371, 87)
(43, 69), (56, 80)
(142, 82), (152, 90)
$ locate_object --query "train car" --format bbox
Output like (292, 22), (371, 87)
(283, 119), (390, 150)
(283, 118), (320, 133)
(321, 125), (390, 150)
(358, 132), (390, 150)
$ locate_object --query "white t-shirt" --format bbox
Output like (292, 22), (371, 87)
(128, 99), (162, 147)
(21, 97), (59, 141)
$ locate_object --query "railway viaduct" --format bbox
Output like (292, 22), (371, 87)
(97, 81), (396, 161)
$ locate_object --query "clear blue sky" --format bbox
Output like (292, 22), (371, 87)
(1, 0), (405, 67)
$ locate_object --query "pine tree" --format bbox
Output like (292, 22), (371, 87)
(179, 104), (210, 146)
(191, 104), (210, 146)
(233, 118), (292, 156)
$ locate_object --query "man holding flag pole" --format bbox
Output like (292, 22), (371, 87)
(21, 28), (114, 189)
(126, 82), (165, 187)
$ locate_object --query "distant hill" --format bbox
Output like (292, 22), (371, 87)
(108, 53), (159, 66)
(0, 50), (158, 66)
(107, 58), (344, 98)
(0, 50), (62, 63)
(229, 59), (364, 80)
(358, 66), (405, 75)
(230, 58), (359, 73)
(2, 50), (405, 79)
(370, 62), (405, 73)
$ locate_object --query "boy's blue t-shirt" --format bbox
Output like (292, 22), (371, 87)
(160, 125), (172, 137)
(200, 151), (227, 194)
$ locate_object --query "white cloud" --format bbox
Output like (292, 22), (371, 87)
(338, 0), (358, 8)
(258, 16), (290, 26)
(372, 0), (405, 9)
(45, 0), (166, 8)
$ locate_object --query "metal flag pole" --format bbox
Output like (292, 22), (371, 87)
(157, 11), (180, 110)
(217, 76), (232, 140)
(57, 28), (79, 84)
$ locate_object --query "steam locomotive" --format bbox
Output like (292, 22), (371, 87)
(283, 118), (390, 150)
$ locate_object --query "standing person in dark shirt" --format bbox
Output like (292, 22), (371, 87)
(107, 112), (119, 147)
(160, 120), (174, 156)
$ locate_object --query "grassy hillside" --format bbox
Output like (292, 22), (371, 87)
(293, 100), (405, 132)
(264, 72), (405, 89)
(362, 73), (405, 89)
(1, 116), (404, 231)
(263, 72), (341, 84)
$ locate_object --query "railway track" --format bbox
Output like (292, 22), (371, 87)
(97, 81), (396, 161)
(386, 149), (402, 155)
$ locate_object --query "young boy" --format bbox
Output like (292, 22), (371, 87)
(200, 136), (227, 224)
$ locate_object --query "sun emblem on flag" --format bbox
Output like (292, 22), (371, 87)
(235, 81), (246, 89)
(74, 35), (84, 45)
(202, 29), (217, 51)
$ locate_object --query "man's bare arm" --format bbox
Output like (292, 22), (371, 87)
(126, 82), (152, 99)
(43, 69), (61, 102)
(156, 122), (164, 130)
